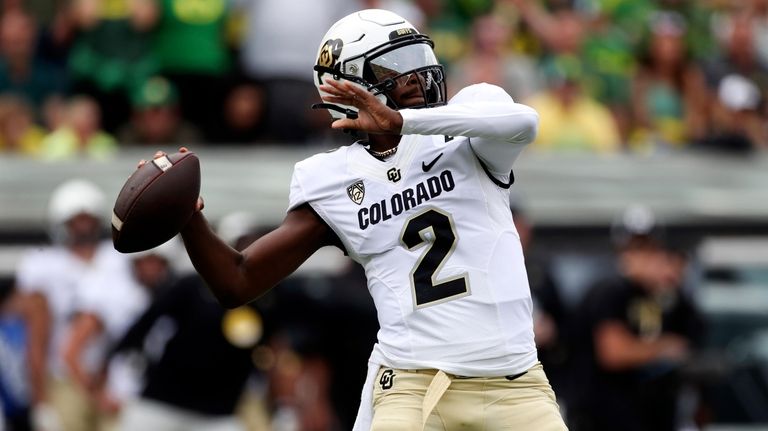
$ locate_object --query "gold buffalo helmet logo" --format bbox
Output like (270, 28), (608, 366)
(317, 39), (343, 68)
(318, 44), (333, 67)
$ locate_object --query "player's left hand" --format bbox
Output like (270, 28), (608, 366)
(320, 79), (403, 134)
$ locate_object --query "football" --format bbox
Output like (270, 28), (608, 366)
(112, 151), (200, 253)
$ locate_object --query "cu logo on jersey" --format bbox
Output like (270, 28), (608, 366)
(387, 167), (401, 183)
(380, 369), (395, 390)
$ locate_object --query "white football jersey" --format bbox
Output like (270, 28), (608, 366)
(15, 241), (135, 378)
(289, 88), (538, 376)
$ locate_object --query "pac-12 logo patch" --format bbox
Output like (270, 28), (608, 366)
(347, 180), (365, 205)
(380, 369), (395, 390)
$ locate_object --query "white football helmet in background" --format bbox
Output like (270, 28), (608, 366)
(313, 9), (446, 120)
(47, 178), (105, 244)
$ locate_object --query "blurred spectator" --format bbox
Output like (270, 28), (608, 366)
(448, 12), (542, 101)
(111, 219), (267, 431)
(510, 201), (570, 399)
(707, 10), (768, 99)
(117, 76), (203, 146)
(568, 205), (705, 431)
(68, 0), (159, 132)
(747, 0), (768, 69)
(0, 9), (67, 114)
(12, 179), (136, 431)
(508, 0), (587, 57)
(586, 0), (656, 46)
(234, 0), (359, 143)
(40, 96), (117, 160)
(0, 95), (46, 156)
(629, 11), (709, 152)
(60, 240), (181, 430)
(656, 0), (719, 62)
(697, 73), (767, 153)
(112, 273), (257, 431)
(526, 55), (622, 153)
(0, 283), (31, 431)
(42, 94), (68, 131)
(699, 10), (768, 152)
(146, 0), (232, 141)
(421, 0), (494, 64)
(509, 0), (636, 141)
(580, 10), (638, 143)
(213, 79), (267, 145)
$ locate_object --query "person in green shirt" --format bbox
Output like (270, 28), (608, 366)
(67, 0), (159, 132)
(148, 0), (232, 141)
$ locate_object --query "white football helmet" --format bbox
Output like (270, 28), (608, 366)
(47, 178), (105, 244)
(313, 9), (447, 119)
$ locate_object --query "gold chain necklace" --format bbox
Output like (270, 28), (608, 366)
(368, 146), (398, 158)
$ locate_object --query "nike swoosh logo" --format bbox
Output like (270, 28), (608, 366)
(422, 153), (443, 172)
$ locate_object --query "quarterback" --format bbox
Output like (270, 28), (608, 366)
(170, 9), (566, 431)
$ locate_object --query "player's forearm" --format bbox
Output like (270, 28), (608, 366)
(23, 294), (51, 404)
(597, 337), (664, 370)
(400, 100), (539, 144)
(180, 212), (264, 308)
(596, 323), (688, 370)
(63, 347), (92, 393)
(63, 314), (102, 393)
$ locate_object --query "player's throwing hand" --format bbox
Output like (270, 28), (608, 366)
(319, 79), (403, 134)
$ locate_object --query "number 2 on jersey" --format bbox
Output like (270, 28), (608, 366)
(400, 208), (469, 308)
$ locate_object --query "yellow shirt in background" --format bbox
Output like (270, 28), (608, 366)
(0, 126), (46, 156)
(40, 128), (117, 161)
(526, 92), (621, 153)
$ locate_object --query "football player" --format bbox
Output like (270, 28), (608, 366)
(148, 9), (566, 430)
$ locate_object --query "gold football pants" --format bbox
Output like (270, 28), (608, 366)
(371, 362), (567, 431)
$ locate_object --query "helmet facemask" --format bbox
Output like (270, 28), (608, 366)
(361, 39), (447, 110)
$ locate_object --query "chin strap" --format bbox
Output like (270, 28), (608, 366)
(311, 102), (358, 120)
(311, 103), (359, 137)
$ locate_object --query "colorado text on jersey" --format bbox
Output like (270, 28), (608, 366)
(357, 170), (455, 230)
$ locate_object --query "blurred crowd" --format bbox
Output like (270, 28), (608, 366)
(0, 0), (767, 158)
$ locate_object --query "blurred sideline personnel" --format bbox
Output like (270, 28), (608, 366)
(61, 240), (180, 427)
(13, 179), (135, 431)
(145, 9), (566, 430)
(569, 205), (704, 431)
(0, 277), (29, 431)
(510, 201), (569, 401)
(111, 230), (262, 431)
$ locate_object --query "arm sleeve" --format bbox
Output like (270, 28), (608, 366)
(399, 83), (539, 174)
(287, 164), (308, 212)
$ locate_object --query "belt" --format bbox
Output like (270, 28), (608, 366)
(421, 370), (528, 429)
